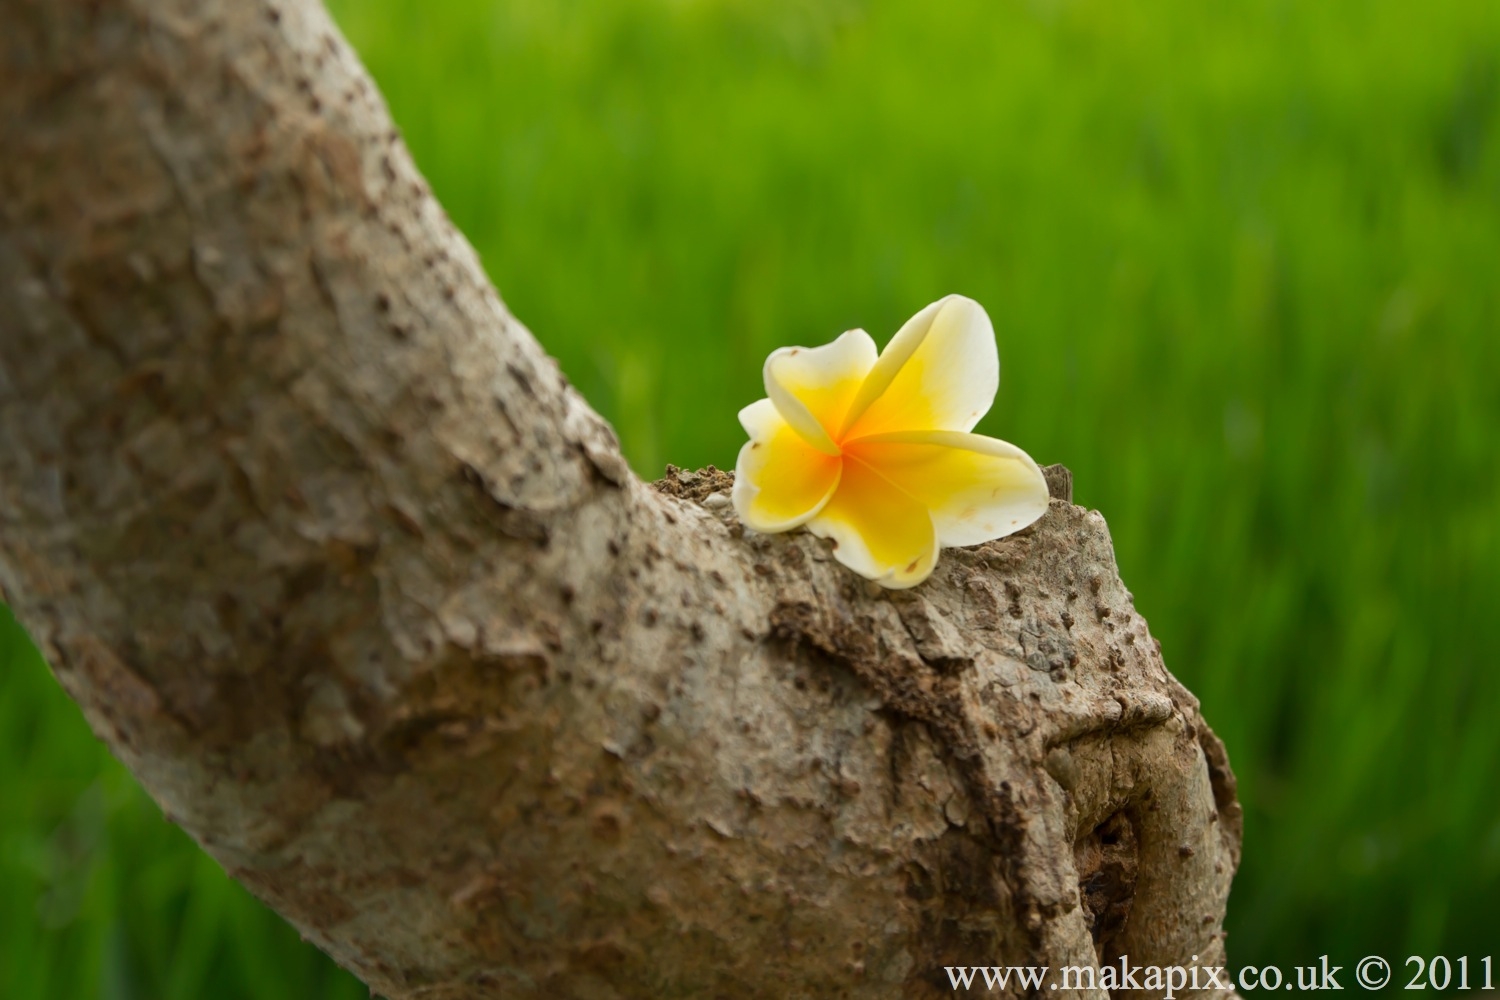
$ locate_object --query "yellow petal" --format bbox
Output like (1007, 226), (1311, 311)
(732, 398), (842, 532)
(843, 430), (1049, 547)
(840, 295), (999, 439)
(806, 456), (938, 589)
(763, 329), (878, 455)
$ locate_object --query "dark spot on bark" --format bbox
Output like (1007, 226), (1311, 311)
(284, 562), (327, 602)
(1004, 580), (1023, 618)
(504, 362), (535, 397)
(214, 592), (241, 631)
(375, 292), (390, 313)
(383, 503), (423, 538)
(181, 479), (218, 510)
(589, 805), (623, 842)
(904, 830), (1012, 992)
(457, 462), (548, 543)
(1075, 810), (1138, 960)
(903, 862), (935, 902)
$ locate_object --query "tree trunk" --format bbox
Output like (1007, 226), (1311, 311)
(0, 1), (1241, 997)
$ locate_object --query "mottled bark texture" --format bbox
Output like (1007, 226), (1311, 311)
(0, 1), (1241, 997)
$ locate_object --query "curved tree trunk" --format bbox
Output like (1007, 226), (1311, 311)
(0, 1), (1241, 997)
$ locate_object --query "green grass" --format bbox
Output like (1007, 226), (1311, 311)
(4, 0), (1499, 993)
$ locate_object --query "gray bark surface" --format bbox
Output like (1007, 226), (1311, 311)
(0, 1), (1241, 997)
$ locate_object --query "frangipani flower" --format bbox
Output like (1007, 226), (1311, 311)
(732, 295), (1049, 589)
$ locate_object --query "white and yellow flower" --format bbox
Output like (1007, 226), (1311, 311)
(732, 295), (1049, 589)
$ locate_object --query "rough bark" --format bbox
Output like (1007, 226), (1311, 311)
(0, 1), (1241, 997)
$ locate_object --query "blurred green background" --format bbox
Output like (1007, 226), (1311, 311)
(4, 0), (1499, 994)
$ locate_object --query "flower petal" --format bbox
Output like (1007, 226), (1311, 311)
(732, 398), (842, 532)
(764, 328), (878, 454)
(806, 456), (938, 589)
(840, 295), (999, 438)
(843, 430), (1049, 547)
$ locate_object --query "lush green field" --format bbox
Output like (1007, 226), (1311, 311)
(4, 0), (1498, 994)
